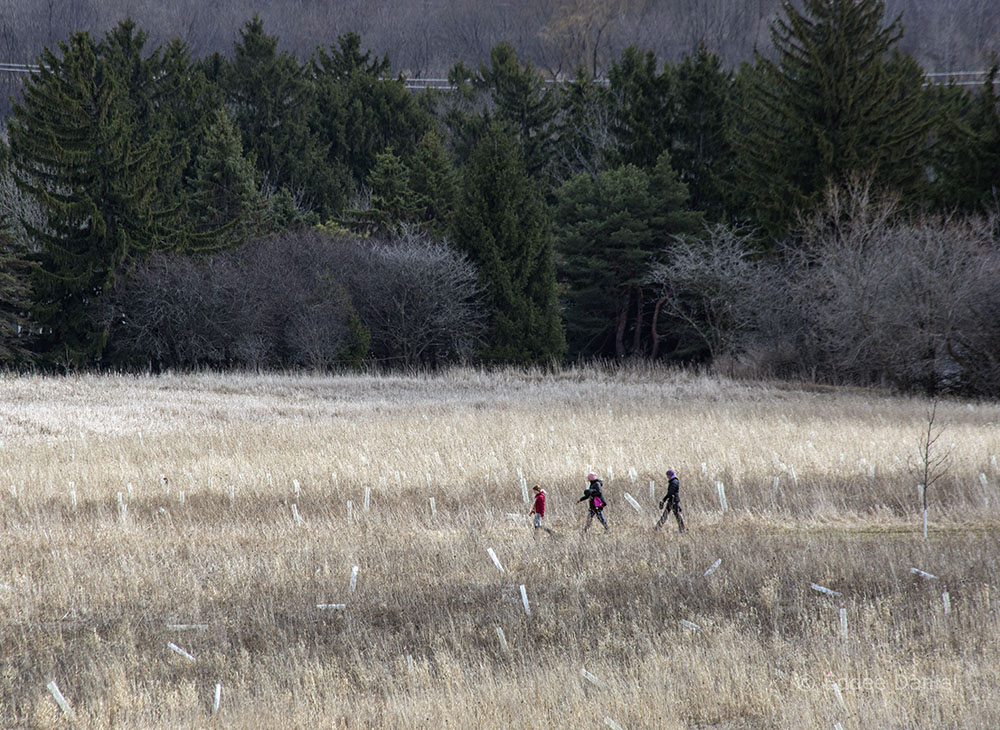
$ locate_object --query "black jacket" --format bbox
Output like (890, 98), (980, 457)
(579, 479), (605, 510)
(660, 476), (680, 508)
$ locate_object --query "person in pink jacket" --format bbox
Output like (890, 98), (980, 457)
(529, 484), (554, 535)
(579, 472), (609, 532)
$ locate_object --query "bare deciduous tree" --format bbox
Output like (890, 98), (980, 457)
(350, 226), (485, 367)
(798, 178), (1000, 393)
(101, 226), (483, 371)
(907, 400), (951, 539)
(647, 223), (785, 371)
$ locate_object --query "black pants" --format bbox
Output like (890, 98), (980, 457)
(655, 500), (685, 531)
(585, 508), (608, 531)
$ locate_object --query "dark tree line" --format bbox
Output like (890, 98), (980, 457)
(1, 0), (999, 394)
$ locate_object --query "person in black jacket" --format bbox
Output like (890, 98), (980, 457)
(579, 471), (609, 532)
(655, 469), (686, 533)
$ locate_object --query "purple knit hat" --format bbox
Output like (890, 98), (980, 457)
(666, 469), (675, 478)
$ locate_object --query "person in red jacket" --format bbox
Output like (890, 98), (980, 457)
(529, 484), (554, 535)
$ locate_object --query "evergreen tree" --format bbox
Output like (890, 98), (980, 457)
(673, 43), (737, 221)
(189, 107), (264, 247)
(8, 32), (172, 366)
(345, 147), (421, 235)
(147, 38), (225, 217)
(553, 151), (700, 359)
(479, 43), (559, 180)
(926, 64), (1000, 213)
(97, 21), (203, 242)
(311, 32), (430, 214)
(98, 20), (156, 135)
(452, 122), (565, 364)
(736, 0), (929, 236)
(440, 60), (489, 167)
(442, 44), (558, 181)
(553, 63), (616, 181)
(0, 210), (35, 365)
(346, 132), (459, 236)
(408, 130), (460, 235)
(220, 16), (337, 216)
(608, 46), (676, 169)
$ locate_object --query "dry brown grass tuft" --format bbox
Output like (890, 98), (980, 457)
(1, 367), (998, 728)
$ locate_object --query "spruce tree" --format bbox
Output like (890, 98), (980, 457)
(478, 43), (558, 180)
(189, 107), (264, 247)
(608, 46), (676, 169)
(926, 64), (1000, 213)
(220, 16), (337, 217)
(8, 32), (170, 366)
(442, 44), (558, 181)
(736, 0), (929, 236)
(452, 122), (565, 364)
(344, 147), (421, 235)
(0, 210), (35, 365)
(98, 20), (157, 136)
(311, 32), (430, 213)
(147, 38), (225, 220)
(673, 43), (737, 221)
(408, 130), (460, 235)
(552, 63), (616, 181)
(97, 21), (202, 245)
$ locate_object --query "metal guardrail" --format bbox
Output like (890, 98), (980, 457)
(923, 71), (996, 87)
(402, 77), (455, 91)
(0, 63), (40, 73)
(1, 62), (996, 88)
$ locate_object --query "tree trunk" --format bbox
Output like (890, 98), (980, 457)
(615, 290), (629, 359)
(632, 286), (644, 356)
(650, 295), (667, 359)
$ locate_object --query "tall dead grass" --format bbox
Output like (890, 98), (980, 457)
(1, 367), (998, 728)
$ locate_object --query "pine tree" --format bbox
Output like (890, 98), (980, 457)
(736, 0), (929, 236)
(673, 43), (737, 221)
(8, 32), (170, 366)
(311, 32), (430, 213)
(553, 151), (700, 359)
(452, 122), (565, 364)
(0, 210), (35, 365)
(408, 130), (460, 235)
(220, 16), (337, 217)
(608, 46), (676, 169)
(189, 107), (264, 247)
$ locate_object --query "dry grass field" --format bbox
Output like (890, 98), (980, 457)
(1, 366), (998, 729)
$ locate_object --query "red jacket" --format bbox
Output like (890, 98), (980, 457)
(530, 490), (546, 517)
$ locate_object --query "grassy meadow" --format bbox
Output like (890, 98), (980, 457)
(1, 367), (998, 729)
